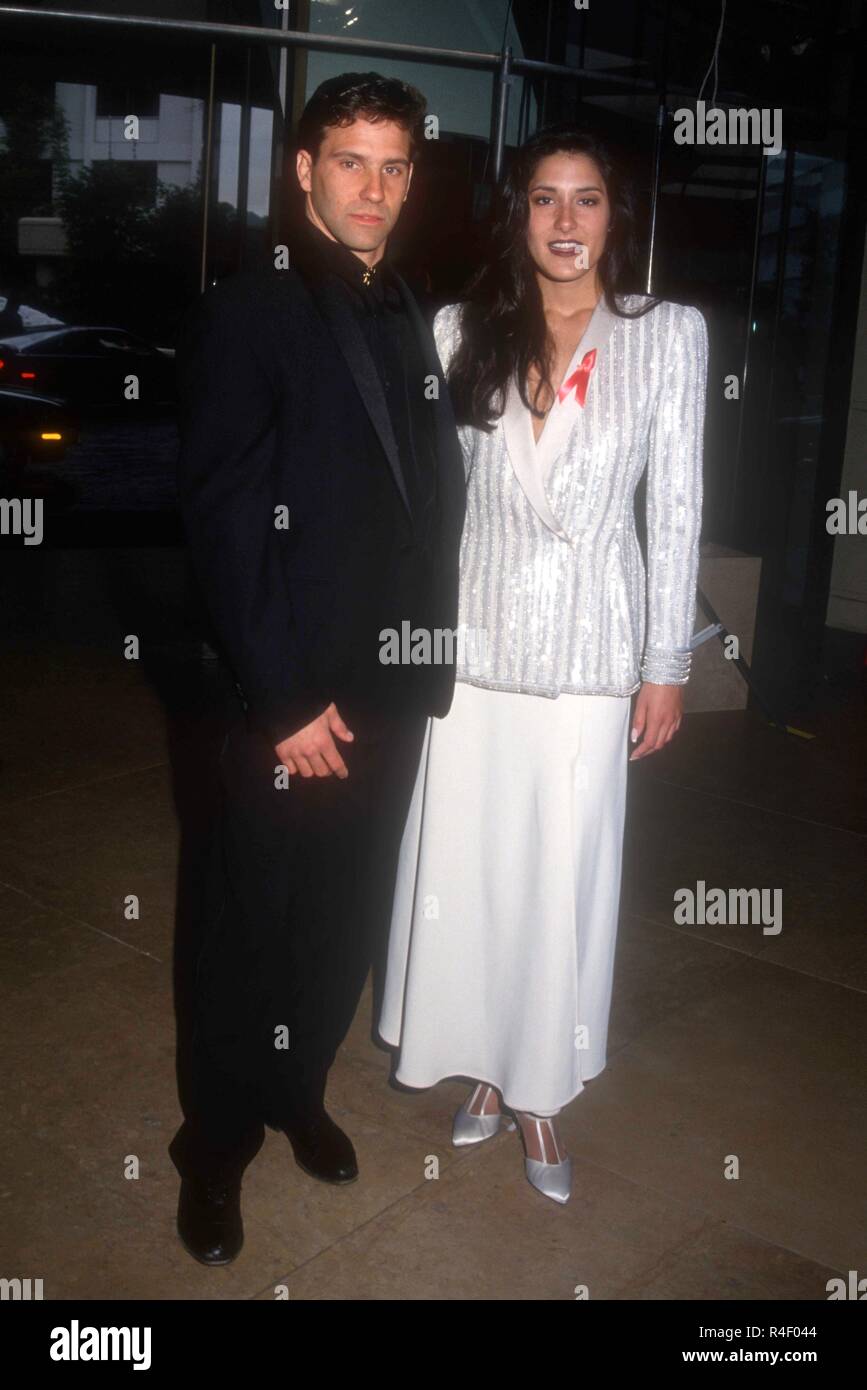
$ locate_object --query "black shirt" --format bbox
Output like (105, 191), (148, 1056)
(288, 216), (438, 538)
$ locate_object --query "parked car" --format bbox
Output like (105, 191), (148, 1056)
(0, 386), (80, 479)
(0, 326), (176, 408)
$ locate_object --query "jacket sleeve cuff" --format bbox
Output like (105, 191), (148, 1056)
(240, 685), (330, 748)
(640, 645), (693, 685)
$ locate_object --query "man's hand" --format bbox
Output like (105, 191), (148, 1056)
(629, 683), (683, 761)
(275, 702), (355, 779)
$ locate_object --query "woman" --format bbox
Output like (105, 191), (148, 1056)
(378, 127), (707, 1204)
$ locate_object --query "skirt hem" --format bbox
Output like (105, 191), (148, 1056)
(378, 1040), (607, 1115)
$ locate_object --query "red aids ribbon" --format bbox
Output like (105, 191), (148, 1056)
(557, 348), (597, 407)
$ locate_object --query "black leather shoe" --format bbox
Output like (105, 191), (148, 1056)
(283, 1111), (359, 1185)
(176, 1172), (244, 1266)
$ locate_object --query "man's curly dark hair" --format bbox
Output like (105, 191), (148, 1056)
(297, 71), (427, 162)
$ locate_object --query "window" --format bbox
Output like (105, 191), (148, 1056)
(95, 85), (159, 120)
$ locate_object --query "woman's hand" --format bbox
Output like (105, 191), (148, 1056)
(629, 683), (683, 761)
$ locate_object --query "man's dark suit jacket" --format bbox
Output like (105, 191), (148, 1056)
(175, 239), (467, 747)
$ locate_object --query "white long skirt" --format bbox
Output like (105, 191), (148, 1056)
(378, 680), (631, 1116)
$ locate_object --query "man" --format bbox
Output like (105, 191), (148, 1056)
(170, 72), (465, 1265)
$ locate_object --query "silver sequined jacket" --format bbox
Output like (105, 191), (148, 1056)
(434, 294), (708, 695)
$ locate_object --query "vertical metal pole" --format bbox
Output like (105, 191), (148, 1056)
(237, 48), (252, 268)
(291, 0), (311, 133)
(540, 0), (552, 128)
(729, 150), (769, 534)
(277, 0), (289, 126)
(269, 0), (290, 250)
(493, 45), (513, 184)
(645, 0), (671, 295)
(645, 103), (665, 294)
(199, 42), (217, 293)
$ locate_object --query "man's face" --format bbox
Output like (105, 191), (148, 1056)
(296, 117), (414, 261)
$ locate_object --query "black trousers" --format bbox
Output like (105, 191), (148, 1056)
(172, 700), (427, 1178)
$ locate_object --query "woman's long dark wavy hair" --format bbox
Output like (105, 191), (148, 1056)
(447, 125), (658, 432)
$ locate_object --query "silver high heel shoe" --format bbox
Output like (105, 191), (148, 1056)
(516, 1113), (572, 1204)
(452, 1084), (516, 1147)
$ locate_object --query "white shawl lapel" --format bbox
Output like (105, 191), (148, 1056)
(501, 294), (620, 540)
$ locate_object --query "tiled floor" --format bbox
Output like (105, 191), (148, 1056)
(0, 549), (865, 1300)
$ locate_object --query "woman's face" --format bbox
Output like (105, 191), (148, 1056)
(525, 151), (611, 285)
